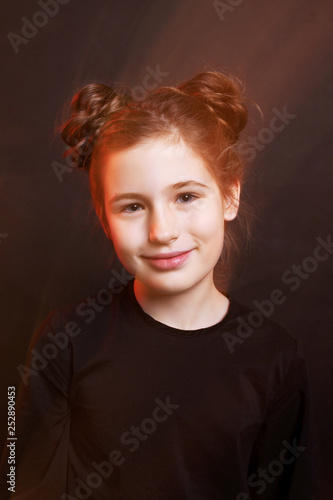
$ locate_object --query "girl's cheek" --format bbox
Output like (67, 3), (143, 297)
(184, 206), (222, 235)
(113, 219), (146, 249)
(114, 224), (129, 241)
(107, 216), (131, 238)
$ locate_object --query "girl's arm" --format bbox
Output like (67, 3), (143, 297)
(2, 309), (72, 499)
(247, 342), (323, 499)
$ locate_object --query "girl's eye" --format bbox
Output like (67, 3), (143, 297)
(122, 203), (143, 213)
(177, 193), (197, 204)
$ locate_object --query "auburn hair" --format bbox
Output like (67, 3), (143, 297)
(60, 69), (254, 290)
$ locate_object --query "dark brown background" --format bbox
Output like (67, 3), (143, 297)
(1, 0), (332, 497)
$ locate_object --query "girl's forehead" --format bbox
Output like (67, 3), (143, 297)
(103, 138), (214, 184)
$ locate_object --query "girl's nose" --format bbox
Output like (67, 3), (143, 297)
(148, 207), (180, 244)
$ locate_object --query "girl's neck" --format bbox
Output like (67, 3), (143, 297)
(133, 276), (230, 331)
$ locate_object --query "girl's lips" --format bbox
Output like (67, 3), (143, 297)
(144, 250), (192, 259)
(143, 249), (193, 270)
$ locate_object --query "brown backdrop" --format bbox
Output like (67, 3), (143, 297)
(1, 0), (332, 497)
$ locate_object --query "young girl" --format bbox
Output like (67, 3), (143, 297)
(6, 70), (322, 499)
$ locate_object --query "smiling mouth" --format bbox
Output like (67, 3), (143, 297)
(142, 249), (194, 270)
(143, 250), (193, 259)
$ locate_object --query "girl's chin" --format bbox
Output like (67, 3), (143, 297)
(134, 275), (199, 296)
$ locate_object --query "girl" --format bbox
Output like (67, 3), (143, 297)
(5, 70), (322, 499)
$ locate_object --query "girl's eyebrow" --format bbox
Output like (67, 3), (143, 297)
(172, 181), (209, 191)
(109, 180), (209, 204)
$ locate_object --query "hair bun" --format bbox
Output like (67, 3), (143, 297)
(179, 71), (248, 143)
(61, 83), (130, 169)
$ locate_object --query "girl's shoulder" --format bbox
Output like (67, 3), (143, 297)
(29, 282), (130, 351)
(226, 296), (307, 384)
(227, 296), (297, 344)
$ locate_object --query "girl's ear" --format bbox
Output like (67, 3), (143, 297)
(95, 204), (112, 240)
(223, 182), (240, 222)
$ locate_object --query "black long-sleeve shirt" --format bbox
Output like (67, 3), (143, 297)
(1, 280), (323, 499)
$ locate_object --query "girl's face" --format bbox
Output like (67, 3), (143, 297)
(101, 138), (239, 295)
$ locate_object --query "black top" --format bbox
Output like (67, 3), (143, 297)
(1, 279), (323, 499)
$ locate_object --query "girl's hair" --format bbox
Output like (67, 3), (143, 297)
(60, 69), (254, 290)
